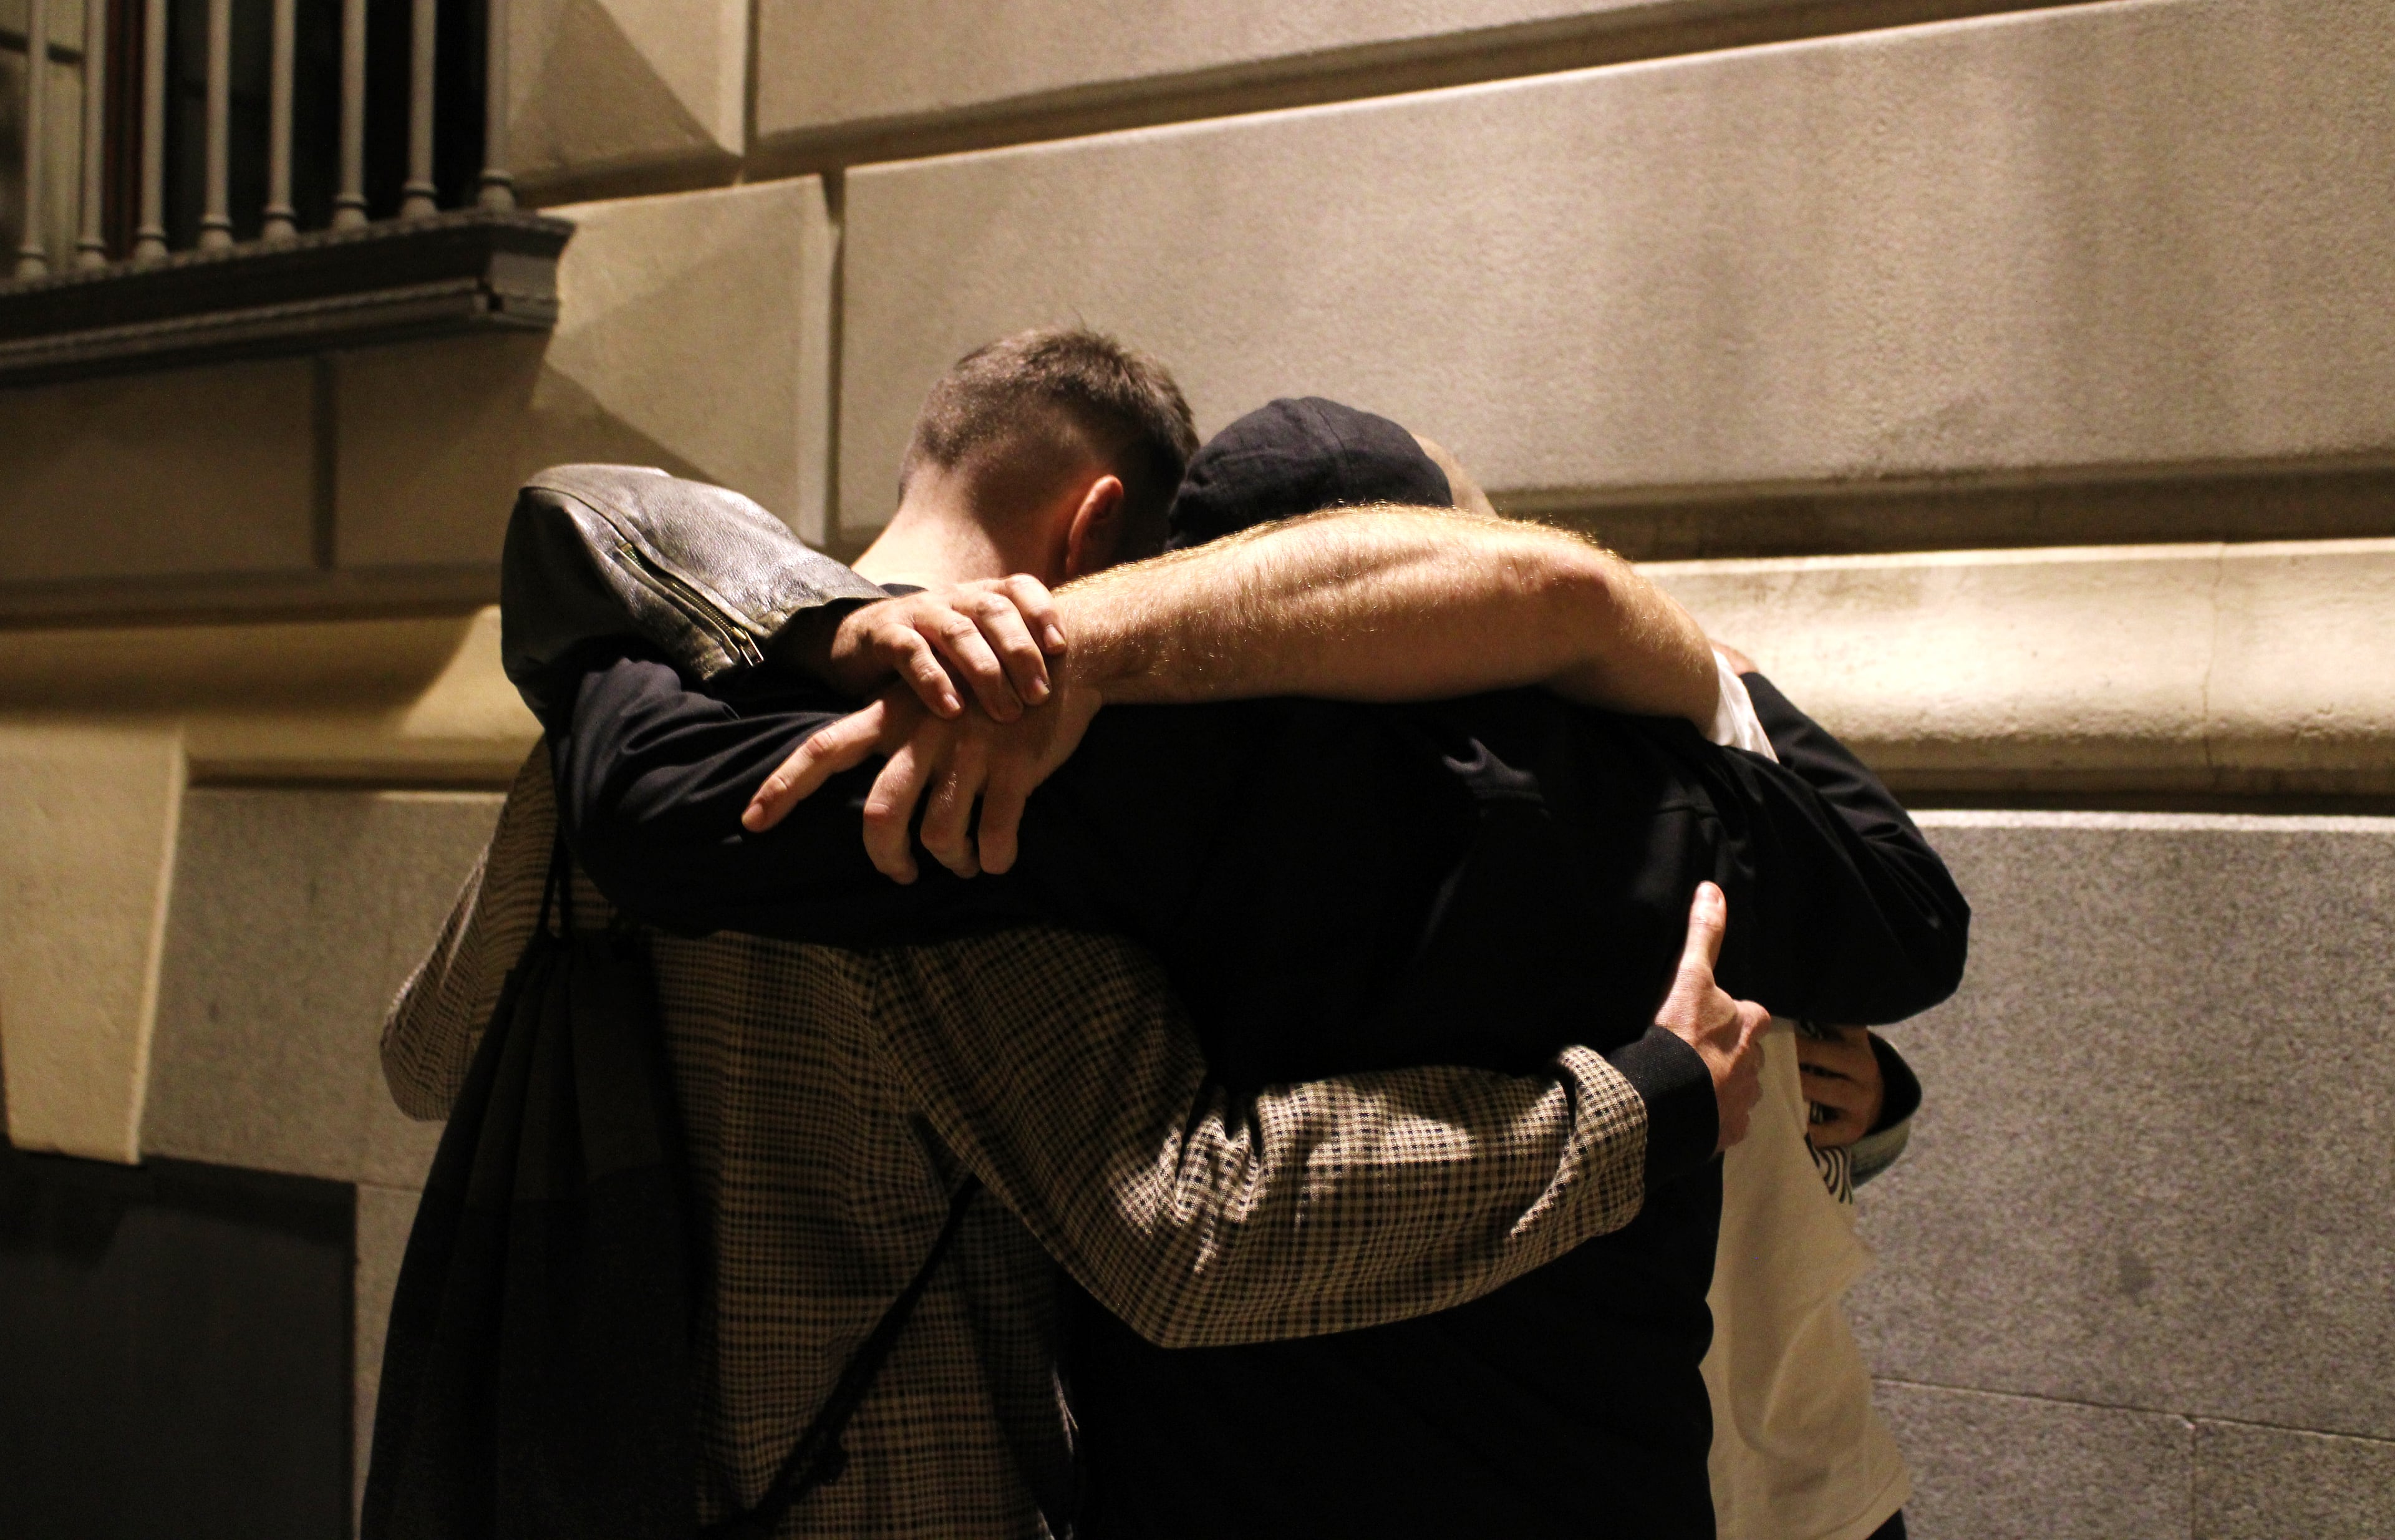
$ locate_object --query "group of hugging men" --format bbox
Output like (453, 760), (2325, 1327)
(379, 326), (1969, 1539)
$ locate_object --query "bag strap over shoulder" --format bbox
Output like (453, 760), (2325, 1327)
(701, 1175), (983, 1540)
(539, 825), (574, 940)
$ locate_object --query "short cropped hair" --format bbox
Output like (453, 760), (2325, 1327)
(900, 327), (1199, 536)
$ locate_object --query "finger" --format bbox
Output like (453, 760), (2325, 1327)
(933, 612), (1022, 722)
(743, 705), (889, 831)
(1673, 881), (1728, 985)
(1001, 574), (1067, 654)
(975, 761), (1032, 874)
(888, 631), (963, 719)
(862, 740), (934, 883)
(969, 593), (1053, 705)
(919, 740), (988, 878)
(1735, 1000), (1773, 1056)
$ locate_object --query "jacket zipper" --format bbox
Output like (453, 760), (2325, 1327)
(612, 538), (765, 668)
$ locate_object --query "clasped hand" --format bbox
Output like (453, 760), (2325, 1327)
(745, 576), (1097, 882)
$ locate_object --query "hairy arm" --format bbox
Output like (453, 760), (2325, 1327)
(1056, 506), (1712, 716)
(878, 886), (1758, 1349)
(748, 506), (1717, 874)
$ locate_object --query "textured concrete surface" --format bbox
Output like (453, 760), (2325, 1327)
(1853, 813), (2395, 1441)
(840, 0), (2395, 537)
(507, 0), (745, 190)
(1875, 1381), (2193, 1540)
(1652, 540), (2395, 796)
(339, 178), (836, 566)
(140, 790), (503, 1183)
(2193, 1422), (2395, 1540)
(0, 722), (184, 1161)
(758, 0), (1768, 143)
(354, 1181), (425, 1523)
(0, 359), (316, 586)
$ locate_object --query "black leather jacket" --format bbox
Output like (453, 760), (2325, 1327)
(498, 464), (885, 726)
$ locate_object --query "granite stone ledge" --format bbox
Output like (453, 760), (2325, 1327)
(1875, 1380), (2192, 1540)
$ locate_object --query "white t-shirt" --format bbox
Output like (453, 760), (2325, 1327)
(1702, 1027), (1910, 1540)
(1697, 651), (1908, 1539)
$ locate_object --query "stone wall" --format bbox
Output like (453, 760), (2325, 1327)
(1860, 813), (2395, 1537)
(2, 0), (2389, 1534)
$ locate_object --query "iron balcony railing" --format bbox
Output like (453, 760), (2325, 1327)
(11, 0), (515, 277)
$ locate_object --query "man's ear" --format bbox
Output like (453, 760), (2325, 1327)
(1062, 474), (1128, 580)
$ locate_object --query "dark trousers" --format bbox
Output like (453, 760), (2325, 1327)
(1867, 1513), (1909, 1540)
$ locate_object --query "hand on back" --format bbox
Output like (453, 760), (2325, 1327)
(1652, 883), (1771, 1153)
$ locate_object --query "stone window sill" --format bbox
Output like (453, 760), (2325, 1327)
(0, 210), (573, 389)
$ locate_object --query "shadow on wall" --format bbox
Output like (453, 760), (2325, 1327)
(0, 1123), (356, 1538)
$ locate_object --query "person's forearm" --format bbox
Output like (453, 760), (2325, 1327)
(1053, 507), (1718, 723)
(879, 934), (1719, 1351)
(1737, 672), (1971, 1019)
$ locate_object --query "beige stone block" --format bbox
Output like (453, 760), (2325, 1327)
(0, 720), (183, 1162)
(839, 0), (2395, 538)
(0, 608), (538, 785)
(0, 358), (316, 585)
(507, 0), (744, 189)
(1650, 538), (2395, 795)
(140, 789), (500, 1184)
(757, 0), (1761, 145)
(338, 178), (836, 566)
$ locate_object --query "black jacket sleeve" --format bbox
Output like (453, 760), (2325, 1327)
(1726, 671), (1971, 1024)
(549, 649), (1263, 949)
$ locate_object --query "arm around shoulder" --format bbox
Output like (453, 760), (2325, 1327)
(873, 930), (1676, 1349)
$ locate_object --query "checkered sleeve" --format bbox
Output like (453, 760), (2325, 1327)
(379, 745), (557, 1119)
(874, 929), (1658, 1350)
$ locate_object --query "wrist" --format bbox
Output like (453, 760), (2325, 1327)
(1050, 591), (1154, 707)
(767, 599), (866, 682)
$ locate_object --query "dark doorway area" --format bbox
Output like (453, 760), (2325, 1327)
(0, 1145), (354, 1539)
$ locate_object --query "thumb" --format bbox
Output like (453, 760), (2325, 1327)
(1673, 882), (1728, 986)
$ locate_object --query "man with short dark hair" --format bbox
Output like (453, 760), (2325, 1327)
(494, 337), (1965, 1534)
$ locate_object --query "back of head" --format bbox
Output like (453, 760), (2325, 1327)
(1166, 397), (1453, 550)
(901, 327), (1198, 551)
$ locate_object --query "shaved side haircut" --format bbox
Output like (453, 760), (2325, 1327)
(901, 327), (1199, 544)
